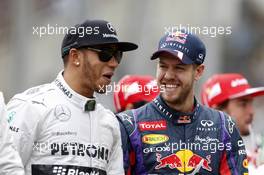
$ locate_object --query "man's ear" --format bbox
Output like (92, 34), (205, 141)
(194, 64), (205, 81)
(69, 48), (81, 66)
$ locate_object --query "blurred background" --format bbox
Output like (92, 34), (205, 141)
(0, 0), (264, 134)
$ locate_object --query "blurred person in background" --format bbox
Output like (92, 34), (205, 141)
(116, 31), (248, 174)
(201, 73), (264, 173)
(0, 92), (24, 175)
(113, 75), (159, 113)
(6, 19), (137, 175)
(113, 75), (159, 175)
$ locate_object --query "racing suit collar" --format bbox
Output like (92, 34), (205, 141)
(152, 95), (200, 124)
(53, 71), (96, 111)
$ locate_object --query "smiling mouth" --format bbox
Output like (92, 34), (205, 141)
(161, 84), (180, 89)
(165, 84), (179, 88)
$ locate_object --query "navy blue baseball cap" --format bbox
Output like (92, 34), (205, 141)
(61, 19), (138, 58)
(151, 31), (206, 64)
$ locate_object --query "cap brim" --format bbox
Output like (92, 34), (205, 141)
(91, 41), (138, 52)
(150, 49), (194, 64)
(229, 87), (264, 99)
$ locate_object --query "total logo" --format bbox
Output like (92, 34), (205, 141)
(155, 149), (212, 173)
(52, 166), (99, 175)
(138, 120), (167, 131)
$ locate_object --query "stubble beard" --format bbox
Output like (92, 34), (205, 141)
(162, 80), (194, 107)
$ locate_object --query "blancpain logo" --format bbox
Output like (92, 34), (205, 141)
(52, 166), (99, 175)
(53, 166), (66, 175)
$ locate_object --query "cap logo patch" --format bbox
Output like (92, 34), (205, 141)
(198, 53), (204, 59)
(145, 80), (158, 90)
(231, 78), (248, 87)
(174, 50), (183, 60)
(123, 82), (141, 100)
(107, 22), (115, 32)
(206, 83), (222, 100)
(166, 31), (188, 44)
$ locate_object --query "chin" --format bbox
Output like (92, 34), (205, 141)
(241, 129), (250, 136)
(162, 93), (178, 103)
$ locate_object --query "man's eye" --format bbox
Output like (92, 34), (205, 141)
(176, 66), (185, 70)
(238, 101), (247, 107)
(159, 65), (167, 68)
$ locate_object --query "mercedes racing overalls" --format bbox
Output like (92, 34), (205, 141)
(7, 71), (124, 175)
(0, 92), (24, 175)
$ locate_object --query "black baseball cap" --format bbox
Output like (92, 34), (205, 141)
(151, 31), (206, 65)
(61, 19), (138, 58)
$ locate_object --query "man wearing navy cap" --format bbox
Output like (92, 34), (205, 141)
(7, 19), (137, 175)
(117, 31), (248, 174)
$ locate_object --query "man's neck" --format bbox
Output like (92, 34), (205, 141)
(164, 94), (195, 113)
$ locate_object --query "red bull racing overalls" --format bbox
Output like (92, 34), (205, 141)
(116, 95), (248, 175)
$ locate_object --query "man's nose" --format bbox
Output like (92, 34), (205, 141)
(164, 69), (175, 80)
(108, 57), (119, 68)
(247, 103), (254, 116)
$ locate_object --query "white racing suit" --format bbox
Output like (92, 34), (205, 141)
(0, 92), (24, 175)
(246, 133), (264, 174)
(6, 71), (124, 175)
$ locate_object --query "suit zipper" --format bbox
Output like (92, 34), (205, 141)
(88, 112), (92, 167)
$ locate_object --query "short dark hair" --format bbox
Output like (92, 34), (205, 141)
(215, 100), (229, 110)
(62, 55), (69, 66)
(133, 100), (148, 109)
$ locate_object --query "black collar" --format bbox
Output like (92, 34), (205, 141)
(152, 95), (200, 124)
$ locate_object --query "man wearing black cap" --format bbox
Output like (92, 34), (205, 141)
(116, 31), (248, 174)
(6, 19), (137, 175)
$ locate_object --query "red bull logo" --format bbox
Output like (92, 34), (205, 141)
(188, 154), (212, 172)
(166, 31), (188, 44)
(155, 153), (182, 169)
(155, 149), (212, 173)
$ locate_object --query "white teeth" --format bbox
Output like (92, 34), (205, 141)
(165, 85), (178, 88)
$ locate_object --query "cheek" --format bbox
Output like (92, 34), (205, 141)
(92, 65), (103, 80)
(83, 61), (92, 76)
(82, 60), (98, 83)
(156, 69), (164, 84)
(86, 60), (101, 77)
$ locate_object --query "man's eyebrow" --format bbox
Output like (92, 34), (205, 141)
(158, 59), (185, 66)
(158, 60), (165, 64)
(240, 98), (253, 102)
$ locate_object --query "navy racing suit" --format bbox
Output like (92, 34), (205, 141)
(116, 95), (248, 175)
